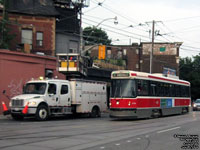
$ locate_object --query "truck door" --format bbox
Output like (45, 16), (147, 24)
(46, 82), (59, 106)
(59, 83), (71, 106)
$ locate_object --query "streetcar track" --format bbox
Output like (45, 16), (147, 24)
(0, 113), (198, 149)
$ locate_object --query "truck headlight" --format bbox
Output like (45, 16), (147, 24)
(193, 104), (197, 107)
(29, 101), (37, 106)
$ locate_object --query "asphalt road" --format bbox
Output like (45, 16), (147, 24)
(0, 111), (199, 150)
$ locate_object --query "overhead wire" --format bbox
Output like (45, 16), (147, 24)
(82, 17), (152, 42)
(86, 1), (200, 55)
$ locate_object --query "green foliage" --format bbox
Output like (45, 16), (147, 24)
(179, 56), (200, 100)
(83, 26), (111, 46)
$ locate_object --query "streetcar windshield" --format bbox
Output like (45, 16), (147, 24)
(111, 79), (136, 98)
(23, 83), (47, 95)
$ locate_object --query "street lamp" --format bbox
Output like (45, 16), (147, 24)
(82, 16), (118, 54)
(95, 16), (118, 27)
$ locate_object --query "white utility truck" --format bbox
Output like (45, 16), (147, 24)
(9, 78), (107, 121)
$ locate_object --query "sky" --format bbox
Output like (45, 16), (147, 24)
(82, 0), (200, 58)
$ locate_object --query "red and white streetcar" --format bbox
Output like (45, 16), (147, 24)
(109, 70), (191, 118)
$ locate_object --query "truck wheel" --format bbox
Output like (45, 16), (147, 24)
(35, 105), (49, 121)
(90, 107), (101, 118)
(11, 114), (24, 121)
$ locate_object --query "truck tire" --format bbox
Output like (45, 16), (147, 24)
(90, 106), (101, 118)
(11, 114), (24, 121)
(35, 105), (49, 121)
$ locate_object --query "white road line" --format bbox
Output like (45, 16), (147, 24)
(115, 143), (120, 146)
(157, 126), (181, 134)
(126, 140), (132, 143)
(100, 146), (105, 149)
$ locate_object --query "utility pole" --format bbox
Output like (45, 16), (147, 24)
(146, 20), (162, 74)
(150, 20), (155, 74)
(79, 0), (84, 54)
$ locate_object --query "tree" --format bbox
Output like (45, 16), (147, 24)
(179, 56), (200, 100)
(83, 26), (111, 46)
(0, 0), (16, 49)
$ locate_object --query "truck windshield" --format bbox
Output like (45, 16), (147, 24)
(111, 79), (136, 98)
(23, 83), (47, 95)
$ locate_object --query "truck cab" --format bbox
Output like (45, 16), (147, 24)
(10, 79), (72, 121)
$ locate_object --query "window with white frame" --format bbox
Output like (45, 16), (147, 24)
(21, 29), (33, 49)
(36, 32), (43, 47)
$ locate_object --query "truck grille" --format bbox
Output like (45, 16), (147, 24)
(12, 99), (24, 107)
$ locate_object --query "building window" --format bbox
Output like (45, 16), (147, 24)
(107, 50), (111, 58)
(117, 51), (122, 59)
(36, 32), (43, 47)
(69, 40), (78, 53)
(21, 29), (32, 49)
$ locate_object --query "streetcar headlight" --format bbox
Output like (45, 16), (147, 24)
(116, 101), (119, 105)
(109, 102), (112, 106)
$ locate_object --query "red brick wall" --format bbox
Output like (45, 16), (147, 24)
(0, 50), (65, 114)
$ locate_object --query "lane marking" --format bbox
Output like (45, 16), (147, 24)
(136, 137), (141, 140)
(127, 140), (132, 143)
(100, 146), (105, 149)
(157, 126), (181, 134)
(115, 143), (120, 146)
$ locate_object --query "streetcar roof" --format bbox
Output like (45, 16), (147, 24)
(111, 70), (190, 86)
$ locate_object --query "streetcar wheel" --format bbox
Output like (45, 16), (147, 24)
(11, 114), (24, 121)
(35, 105), (49, 121)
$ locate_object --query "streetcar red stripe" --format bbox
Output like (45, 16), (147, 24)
(174, 99), (190, 106)
(131, 73), (137, 76)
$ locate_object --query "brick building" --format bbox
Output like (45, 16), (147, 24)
(85, 42), (181, 75)
(0, 0), (59, 55)
(140, 42), (181, 75)
(0, 0), (82, 56)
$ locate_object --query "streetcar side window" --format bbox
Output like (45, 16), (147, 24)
(175, 85), (180, 97)
(150, 81), (157, 96)
(169, 84), (176, 97)
(180, 86), (190, 97)
(137, 80), (149, 96)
